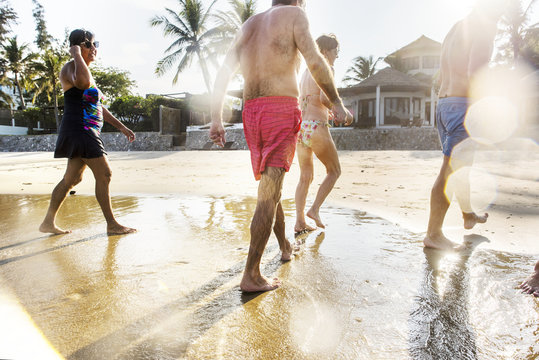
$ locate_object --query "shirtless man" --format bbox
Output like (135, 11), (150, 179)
(424, 2), (503, 250)
(210, 0), (352, 292)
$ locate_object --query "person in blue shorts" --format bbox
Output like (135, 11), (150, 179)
(424, 2), (502, 250)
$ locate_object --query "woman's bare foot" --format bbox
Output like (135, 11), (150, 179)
(463, 212), (488, 230)
(423, 232), (462, 251)
(294, 220), (316, 235)
(240, 275), (281, 293)
(306, 209), (325, 228)
(39, 222), (71, 235)
(107, 223), (137, 235)
(520, 261), (539, 297)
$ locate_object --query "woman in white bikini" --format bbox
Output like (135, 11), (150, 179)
(295, 34), (342, 234)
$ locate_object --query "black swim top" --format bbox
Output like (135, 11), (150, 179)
(59, 86), (105, 134)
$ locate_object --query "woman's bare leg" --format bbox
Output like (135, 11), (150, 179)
(83, 156), (136, 235)
(294, 144), (316, 233)
(307, 126), (341, 228)
(40, 158), (86, 234)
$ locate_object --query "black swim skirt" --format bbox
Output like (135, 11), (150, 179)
(54, 130), (107, 159)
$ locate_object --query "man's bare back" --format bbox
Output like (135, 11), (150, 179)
(238, 5), (304, 100)
(438, 13), (498, 98)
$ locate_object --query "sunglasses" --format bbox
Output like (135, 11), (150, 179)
(81, 40), (99, 49)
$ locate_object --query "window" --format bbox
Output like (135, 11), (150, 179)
(403, 56), (419, 71)
(358, 99), (376, 128)
(423, 56), (440, 69)
(384, 97), (409, 126)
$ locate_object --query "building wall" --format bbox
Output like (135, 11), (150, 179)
(0, 125), (27, 135)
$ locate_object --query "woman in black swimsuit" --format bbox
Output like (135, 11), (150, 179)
(39, 29), (136, 235)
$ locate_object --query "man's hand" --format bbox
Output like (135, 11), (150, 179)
(332, 102), (353, 126)
(121, 127), (136, 143)
(209, 121), (226, 147)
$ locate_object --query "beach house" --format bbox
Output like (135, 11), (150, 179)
(341, 35), (441, 128)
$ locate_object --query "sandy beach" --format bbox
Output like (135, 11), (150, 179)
(1, 149), (537, 254)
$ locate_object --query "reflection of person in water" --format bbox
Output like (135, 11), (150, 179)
(408, 246), (478, 359)
(520, 260), (539, 297)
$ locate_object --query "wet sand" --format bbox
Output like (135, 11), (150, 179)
(0, 150), (538, 359)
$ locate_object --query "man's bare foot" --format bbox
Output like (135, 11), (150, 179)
(107, 223), (137, 235)
(39, 222), (71, 235)
(423, 233), (462, 251)
(463, 212), (488, 230)
(280, 238), (300, 261)
(306, 209), (325, 228)
(294, 220), (316, 235)
(240, 275), (281, 292)
(520, 262), (539, 297)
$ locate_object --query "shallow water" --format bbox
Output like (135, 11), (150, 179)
(0, 194), (537, 359)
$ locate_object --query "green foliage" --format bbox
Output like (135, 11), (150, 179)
(92, 65), (136, 104)
(32, 0), (53, 50)
(0, 0), (17, 43)
(13, 106), (55, 133)
(108, 95), (153, 131)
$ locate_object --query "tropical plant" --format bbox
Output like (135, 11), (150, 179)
(31, 47), (69, 127)
(0, 0), (16, 43)
(497, 0), (538, 65)
(343, 55), (381, 85)
(109, 95), (153, 131)
(150, 0), (221, 93)
(1, 36), (37, 109)
(383, 52), (406, 73)
(32, 0), (53, 50)
(92, 65), (136, 104)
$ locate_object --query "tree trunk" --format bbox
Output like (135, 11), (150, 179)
(197, 51), (213, 94)
(14, 73), (26, 110)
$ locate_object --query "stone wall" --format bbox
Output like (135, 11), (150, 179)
(0, 132), (174, 152)
(1, 128), (442, 152)
(186, 127), (441, 151)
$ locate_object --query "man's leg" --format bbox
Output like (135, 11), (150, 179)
(308, 127), (341, 228)
(83, 156), (136, 235)
(520, 260), (539, 297)
(39, 158), (86, 234)
(240, 166), (285, 292)
(294, 144), (316, 233)
(424, 155), (460, 250)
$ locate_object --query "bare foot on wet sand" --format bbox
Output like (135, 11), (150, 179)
(520, 262), (539, 297)
(294, 221), (316, 235)
(306, 209), (325, 229)
(463, 212), (488, 230)
(424, 233), (463, 251)
(240, 275), (281, 293)
(39, 222), (71, 235)
(281, 239), (300, 261)
(107, 223), (137, 235)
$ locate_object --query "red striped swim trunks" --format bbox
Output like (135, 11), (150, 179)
(243, 96), (302, 180)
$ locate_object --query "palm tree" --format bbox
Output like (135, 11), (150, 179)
(1, 36), (37, 109)
(343, 55), (381, 86)
(0, 0), (17, 43)
(210, 0), (257, 60)
(384, 52), (406, 73)
(497, 0), (538, 65)
(150, 0), (221, 94)
(31, 47), (69, 127)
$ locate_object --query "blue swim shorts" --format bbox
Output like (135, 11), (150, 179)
(436, 97), (470, 157)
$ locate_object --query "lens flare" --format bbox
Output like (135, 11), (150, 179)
(464, 96), (519, 145)
(445, 167), (498, 213)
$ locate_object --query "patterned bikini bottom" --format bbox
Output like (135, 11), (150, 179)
(297, 119), (331, 148)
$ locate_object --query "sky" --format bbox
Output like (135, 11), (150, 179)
(7, 0), (534, 97)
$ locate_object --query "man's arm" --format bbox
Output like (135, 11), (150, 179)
(210, 33), (241, 146)
(293, 10), (352, 125)
(468, 24), (496, 79)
